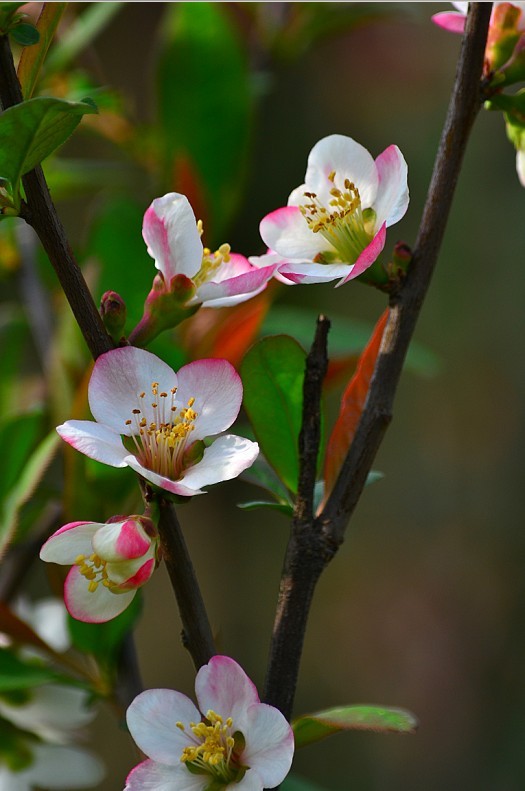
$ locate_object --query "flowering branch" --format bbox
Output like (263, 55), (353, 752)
(263, 2), (492, 720)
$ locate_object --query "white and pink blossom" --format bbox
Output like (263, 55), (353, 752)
(259, 134), (409, 286)
(40, 516), (159, 623)
(432, 2), (525, 39)
(55, 346), (259, 498)
(125, 655), (294, 791)
(143, 192), (277, 308)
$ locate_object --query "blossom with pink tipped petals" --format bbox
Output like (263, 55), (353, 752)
(56, 346), (259, 498)
(259, 134), (408, 286)
(125, 655), (294, 791)
(40, 516), (159, 623)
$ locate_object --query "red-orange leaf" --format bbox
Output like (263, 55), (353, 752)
(323, 308), (389, 499)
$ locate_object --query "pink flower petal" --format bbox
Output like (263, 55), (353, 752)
(40, 522), (99, 565)
(175, 359), (243, 440)
(124, 455), (205, 496)
(373, 145), (409, 229)
(431, 11), (466, 33)
(195, 656), (260, 729)
(277, 261), (353, 285)
(304, 134), (379, 208)
(338, 222), (387, 285)
(92, 520), (151, 562)
(57, 420), (128, 467)
(125, 760), (202, 791)
(176, 435), (259, 491)
(142, 193), (202, 282)
(240, 703), (294, 788)
(127, 689), (200, 765)
(195, 264), (276, 308)
(114, 557), (156, 590)
(260, 206), (325, 259)
(64, 566), (136, 623)
(88, 347), (178, 435)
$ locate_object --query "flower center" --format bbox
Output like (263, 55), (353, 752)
(299, 170), (374, 264)
(192, 219), (231, 288)
(178, 709), (245, 784)
(74, 552), (119, 594)
(124, 382), (198, 480)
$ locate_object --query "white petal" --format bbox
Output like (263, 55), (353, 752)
(142, 193), (203, 281)
(24, 744), (105, 789)
(304, 134), (378, 208)
(195, 655), (260, 728)
(372, 145), (409, 228)
(260, 206), (325, 259)
(176, 359), (243, 439)
(0, 767), (29, 791)
(125, 760), (205, 791)
(14, 598), (70, 653)
(241, 703), (294, 788)
(231, 768), (265, 791)
(126, 689), (200, 765)
(196, 265), (275, 308)
(57, 420), (128, 467)
(88, 347), (178, 435)
(124, 455), (204, 497)
(178, 435), (259, 491)
(40, 522), (99, 565)
(517, 149), (525, 186)
(0, 685), (94, 740)
(64, 566), (136, 623)
(277, 261), (353, 284)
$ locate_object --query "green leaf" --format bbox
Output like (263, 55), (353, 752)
(45, 3), (123, 73)
(0, 429), (59, 558)
(240, 453), (293, 505)
(0, 96), (97, 210)
(241, 336), (306, 494)
(67, 593), (142, 670)
(0, 305), (30, 417)
(292, 705), (418, 748)
(0, 649), (70, 691)
(237, 500), (294, 516)
(157, 2), (252, 236)
(17, 3), (67, 99)
(0, 410), (44, 499)
(10, 22), (39, 46)
(281, 775), (330, 791)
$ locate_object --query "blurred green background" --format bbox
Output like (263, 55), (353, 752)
(2, 3), (525, 790)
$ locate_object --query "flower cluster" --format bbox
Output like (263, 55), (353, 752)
(125, 655), (294, 791)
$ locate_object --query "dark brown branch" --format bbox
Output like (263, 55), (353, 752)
(157, 498), (216, 669)
(263, 3), (492, 719)
(0, 34), (112, 361)
(263, 317), (330, 717)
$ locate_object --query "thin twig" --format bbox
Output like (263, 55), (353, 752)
(263, 3), (492, 719)
(157, 498), (216, 669)
(263, 317), (330, 717)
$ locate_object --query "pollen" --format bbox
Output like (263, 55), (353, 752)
(192, 219), (232, 288)
(75, 553), (119, 595)
(299, 169), (374, 264)
(179, 709), (241, 783)
(123, 381), (199, 481)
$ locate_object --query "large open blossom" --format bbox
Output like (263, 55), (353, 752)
(125, 655), (294, 791)
(143, 192), (277, 308)
(56, 346), (259, 497)
(40, 516), (159, 623)
(259, 134), (409, 286)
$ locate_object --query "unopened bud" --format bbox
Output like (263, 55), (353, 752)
(128, 273), (199, 347)
(100, 291), (127, 341)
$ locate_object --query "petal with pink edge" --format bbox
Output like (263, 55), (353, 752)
(196, 264), (275, 308)
(431, 11), (466, 33)
(127, 689), (200, 765)
(241, 703), (295, 787)
(142, 193), (202, 282)
(88, 347), (178, 434)
(373, 145), (409, 229)
(176, 359), (243, 439)
(260, 206), (326, 260)
(125, 760), (204, 791)
(304, 134), (378, 208)
(40, 522), (99, 565)
(195, 656), (260, 729)
(124, 455), (204, 496)
(176, 435), (259, 491)
(338, 222), (387, 285)
(64, 566), (136, 623)
(277, 261), (353, 285)
(57, 420), (128, 467)
(91, 520), (151, 561)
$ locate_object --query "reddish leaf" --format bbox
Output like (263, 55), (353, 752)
(172, 153), (210, 235)
(323, 309), (389, 500)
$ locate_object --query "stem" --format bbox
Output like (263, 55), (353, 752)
(263, 317), (330, 718)
(0, 34), (112, 361)
(263, 3), (492, 719)
(157, 498), (216, 669)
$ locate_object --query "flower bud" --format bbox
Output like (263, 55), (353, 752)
(100, 290), (127, 341)
(128, 273), (199, 347)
